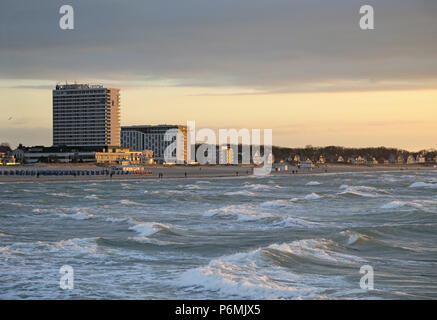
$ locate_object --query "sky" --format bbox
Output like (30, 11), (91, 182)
(0, 0), (436, 151)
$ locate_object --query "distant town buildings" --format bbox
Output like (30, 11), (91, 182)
(121, 125), (190, 164)
(219, 145), (235, 165)
(53, 84), (120, 148)
(95, 147), (153, 165)
(0, 144), (18, 165)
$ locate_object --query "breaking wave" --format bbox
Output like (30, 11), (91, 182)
(176, 238), (364, 299)
(408, 182), (437, 189)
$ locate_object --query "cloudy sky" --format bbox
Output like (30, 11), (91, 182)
(1, 0), (436, 150)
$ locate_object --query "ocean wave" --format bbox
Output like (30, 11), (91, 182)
(149, 189), (187, 195)
(204, 204), (321, 229)
(47, 192), (73, 198)
(45, 238), (99, 254)
(121, 183), (135, 190)
(196, 180), (212, 184)
(243, 184), (274, 191)
(128, 220), (178, 237)
(120, 199), (143, 206)
(380, 200), (436, 213)
(184, 184), (202, 190)
(408, 182), (437, 189)
(289, 193), (328, 202)
(224, 190), (256, 196)
(204, 204), (272, 222)
(6, 237), (100, 257)
(267, 239), (367, 265)
(85, 194), (101, 200)
(306, 181), (321, 186)
(260, 200), (294, 208)
(56, 211), (96, 220)
(339, 230), (371, 245)
(104, 217), (127, 223)
(32, 208), (51, 214)
(176, 238), (363, 299)
(338, 185), (390, 198)
(304, 193), (322, 200)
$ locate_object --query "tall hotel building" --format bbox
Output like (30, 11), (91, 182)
(52, 84), (120, 149)
(121, 125), (190, 163)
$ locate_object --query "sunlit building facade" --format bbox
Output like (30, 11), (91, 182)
(53, 84), (120, 148)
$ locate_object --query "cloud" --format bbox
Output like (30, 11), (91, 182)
(0, 0), (436, 92)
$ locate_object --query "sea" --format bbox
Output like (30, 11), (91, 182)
(1, 170), (436, 299)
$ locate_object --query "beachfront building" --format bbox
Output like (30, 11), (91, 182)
(13, 146), (97, 164)
(300, 159), (313, 169)
(367, 157), (378, 165)
(218, 145), (235, 165)
(416, 154), (426, 163)
(317, 155), (326, 164)
(0, 145), (17, 165)
(396, 155), (405, 164)
(272, 162), (290, 172)
(53, 83), (120, 148)
(337, 156), (345, 163)
(121, 125), (190, 164)
(407, 155), (416, 164)
(95, 147), (153, 165)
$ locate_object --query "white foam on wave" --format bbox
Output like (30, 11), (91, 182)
(184, 184), (202, 190)
(45, 237), (99, 255)
(268, 238), (366, 264)
(120, 199), (143, 206)
(6, 238), (100, 258)
(338, 185), (389, 198)
(306, 181), (321, 186)
(243, 184), (273, 191)
(380, 200), (436, 213)
(57, 211), (96, 220)
(104, 217), (127, 223)
(408, 182), (437, 189)
(204, 204), (321, 229)
(7, 202), (25, 207)
(176, 238), (362, 299)
(380, 201), (407, 209)
(48, 192), (73, 198)
(339, 230), (371, 245)
(85, 194), (100, 200)
(204, 204), (272, 222)
(260, 200), (294, 208)
(304, 193), (322, 200)
(121, 183), (135, 190)
(128, 220), (175, 237)
(32, 208), (51, 214)
(224, 190), (256, 196)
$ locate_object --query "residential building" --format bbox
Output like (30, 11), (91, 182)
(300, 159), (313, 169)
(416, 154), (425, 163)
(407, 155), (416, 164)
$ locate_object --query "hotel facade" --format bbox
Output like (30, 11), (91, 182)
(121, 125), (190, 163)
(52, 84), (120, 148)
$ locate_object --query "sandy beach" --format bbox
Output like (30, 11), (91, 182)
(0, 163), (436, 183)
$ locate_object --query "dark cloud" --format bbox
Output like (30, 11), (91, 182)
(0, 0), (436, 91)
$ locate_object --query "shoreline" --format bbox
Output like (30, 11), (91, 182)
(0, 164), (436, 183)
